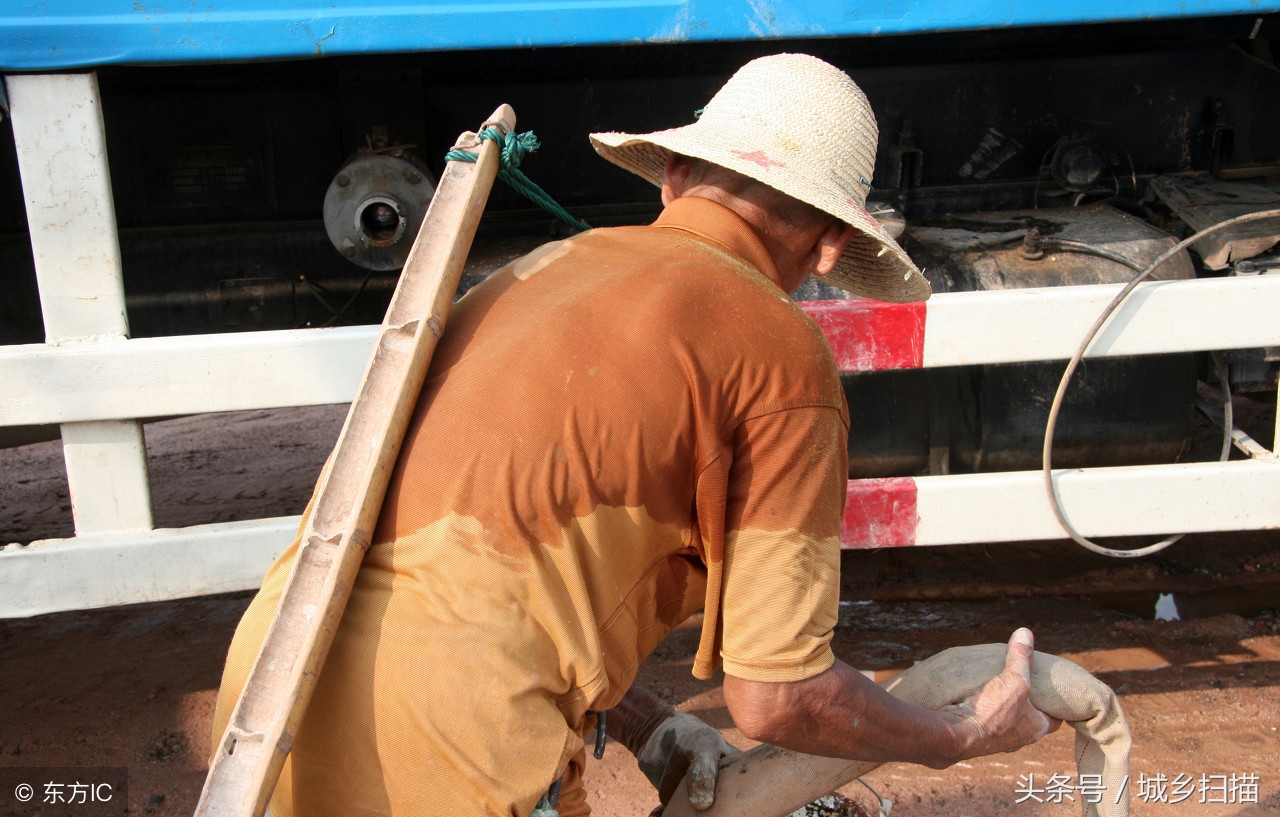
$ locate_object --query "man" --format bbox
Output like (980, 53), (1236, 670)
(212, 53), (1055, 817)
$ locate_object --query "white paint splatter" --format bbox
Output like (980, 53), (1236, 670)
(747, 0), (781, 38)
(648, 4), (696, 42)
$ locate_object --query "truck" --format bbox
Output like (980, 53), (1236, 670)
(2, 1), (1278, 616)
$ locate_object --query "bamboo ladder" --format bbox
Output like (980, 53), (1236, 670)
(195, 104), (518, 817)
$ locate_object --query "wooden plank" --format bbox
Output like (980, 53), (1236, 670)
(0, 327), (376, 425)
(8, 73), (129, 339)
(840, 459), (1280, 548)
(59, 420), (153, 533)
(922, 275), (1280, 367)
(799, 276), (1280, 372)
(0, 517), (298, 618)
(7, 72), (154, 533)
(194, 105), (515, 817)
(6, 457), (1278, 616)
(3, 277), (1278, 428)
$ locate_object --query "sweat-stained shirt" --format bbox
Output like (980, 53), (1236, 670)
(211, 195), (851, 817)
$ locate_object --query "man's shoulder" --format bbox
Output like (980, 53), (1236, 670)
(588, 224), (802, 303)
(580, 225), (833, 355)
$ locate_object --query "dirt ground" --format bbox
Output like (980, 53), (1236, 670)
(2, 394), (1279, 817)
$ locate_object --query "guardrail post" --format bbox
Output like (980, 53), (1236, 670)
(7, 73), (153, 534)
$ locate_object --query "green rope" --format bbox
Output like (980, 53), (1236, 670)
(444, 128), (589, 234)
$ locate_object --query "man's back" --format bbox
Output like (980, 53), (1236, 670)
(212, 196), (850, 817)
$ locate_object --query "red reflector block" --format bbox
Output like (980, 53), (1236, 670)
(842, 477), (919, 548)
(800, 298), (927, 373)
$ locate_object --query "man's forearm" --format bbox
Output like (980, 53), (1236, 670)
(724, 660), (973, 768)
(608, 685), (677, 757)
(723, 630), (1055, 769)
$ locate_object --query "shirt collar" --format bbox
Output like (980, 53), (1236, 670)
(652, 197), (785, 292)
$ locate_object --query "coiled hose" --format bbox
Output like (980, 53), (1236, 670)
(1041, 208), (1280, 557)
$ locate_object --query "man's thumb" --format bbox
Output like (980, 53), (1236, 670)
(685, 753), (718, 810)
(1006, 627), (1035, 686)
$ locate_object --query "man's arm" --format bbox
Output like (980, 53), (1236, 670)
(723, 628), (1057, 769)
(608, 685), (676, 757)
(609, 685), (739, 811)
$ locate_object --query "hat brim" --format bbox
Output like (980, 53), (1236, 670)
(590, 129), (931, 303)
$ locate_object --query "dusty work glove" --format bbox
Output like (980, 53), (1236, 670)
(638, 711), (739, 812)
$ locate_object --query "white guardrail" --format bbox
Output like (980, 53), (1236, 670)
(2, 73), (1279, 617)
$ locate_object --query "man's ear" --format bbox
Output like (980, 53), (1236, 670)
(811, 221), (856, 277)
(660, 154), (692, 206)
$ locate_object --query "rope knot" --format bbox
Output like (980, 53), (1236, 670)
(505, 130), (540, 169)
(474, 127), (541, 170)
(443, 127), (588, 234)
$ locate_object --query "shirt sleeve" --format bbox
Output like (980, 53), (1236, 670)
(717, 404), (848, 682)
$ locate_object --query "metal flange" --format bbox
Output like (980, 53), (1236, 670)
(323, 150), (437, 271)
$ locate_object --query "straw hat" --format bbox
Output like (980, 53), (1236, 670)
(590, 53), (930, 302)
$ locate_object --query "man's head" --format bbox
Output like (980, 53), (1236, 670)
(660, 154), (856, 294)
(590, 53), (929, 303)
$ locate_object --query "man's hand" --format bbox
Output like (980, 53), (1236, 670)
(638, 712), (739, 812)
(947, 628), (1061, 760)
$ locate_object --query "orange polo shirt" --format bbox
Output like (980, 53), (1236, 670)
(212, 196), (850, 817)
